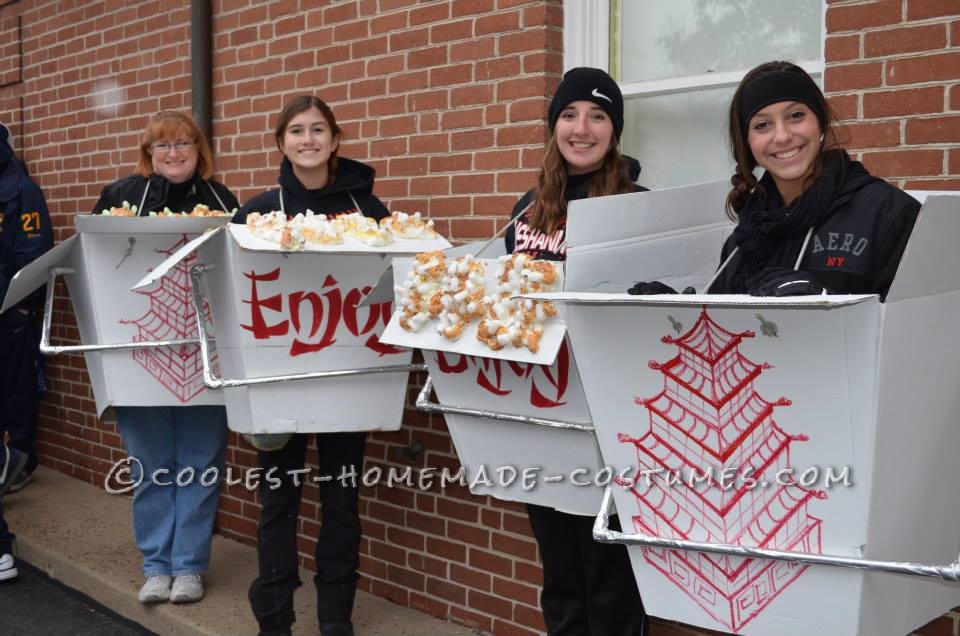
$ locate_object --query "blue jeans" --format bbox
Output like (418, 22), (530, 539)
(116, 405), (227, 577)
(0, 502), (11, 555)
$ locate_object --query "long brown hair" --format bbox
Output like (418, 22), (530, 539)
(274, 95), (342, 174)
(528, 134), (635, 235)
(136, 111), (215, 180)
(725, 61), (844, 219)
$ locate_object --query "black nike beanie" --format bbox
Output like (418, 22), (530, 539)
(547, 67), (624, 139)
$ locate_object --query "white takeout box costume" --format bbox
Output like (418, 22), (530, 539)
(527, 186), (960, 636)
(2, 215), (230, 415)
(381, 249), (605, 515)
(135, 223), (451, 434)
(379, 181), (735, 515)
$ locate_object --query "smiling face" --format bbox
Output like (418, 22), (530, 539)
(149, 126), (198, 184)
(554, 100), (615, 176)
(281, 106), (339, 181)
(747, 100), (822, 204)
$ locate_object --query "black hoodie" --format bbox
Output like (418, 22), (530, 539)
(91, 172), (239, 216)
(709, 159), (919, 298)
(505, 156), (646, 261)
(233, 156), (388, 223)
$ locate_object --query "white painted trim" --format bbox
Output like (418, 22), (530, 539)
(619, 61), (824, 98)
(563, 0), (609, 72)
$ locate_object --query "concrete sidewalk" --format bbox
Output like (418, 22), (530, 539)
(3, 467), (481, 636)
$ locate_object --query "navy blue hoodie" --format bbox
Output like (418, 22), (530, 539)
(0, 124), (53, 314)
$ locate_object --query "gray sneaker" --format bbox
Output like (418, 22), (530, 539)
(170, 574), (204, 603)
(0, 553), (18, 581)
(138, 575), (172, 603)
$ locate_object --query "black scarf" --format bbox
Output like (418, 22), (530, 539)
(730, 149), (850, 290)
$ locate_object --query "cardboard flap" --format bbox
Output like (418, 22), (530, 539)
(131, 225), (225, 290)
(1, 234), (78, 312)
(228, 223), (452, 253)
(75, 214), (230, 234)
(565, 180), (734, 293)
(885, 194), (960, 303)
(526, 291), (877, 308)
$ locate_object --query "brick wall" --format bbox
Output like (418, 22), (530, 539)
(3, 1), (959, 635)
(825, 0), (960, 191)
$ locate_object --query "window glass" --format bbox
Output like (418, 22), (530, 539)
(622, 85), (735, 189)
(619, 0), (822, 83)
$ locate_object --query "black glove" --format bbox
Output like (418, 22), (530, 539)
(745, 267), (826, 297)
(627, 281), (685, 295)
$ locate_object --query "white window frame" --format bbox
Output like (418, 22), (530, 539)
(563, 0), (826, 98)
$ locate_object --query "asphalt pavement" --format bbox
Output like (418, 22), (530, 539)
(0, 559), (155, 635)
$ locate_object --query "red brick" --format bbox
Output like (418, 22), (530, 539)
(864, 23), (947, 58)
(839, 120), (901, 149)
(451, 563), (492, 591)
(407, 2), (447, 25)
(861, 149), (944, 177)
(425, 577), (467, 605)
(906, 0), (960, 21)
(824, 62), (885, 92)
(828, 94), (860, 121)
(949, 84), (960, 110)
(826, 34), (860, 62)
(863, 86), (945, 118)
(826, 0), (902, 32)
(449, 606), (494, 632)
(468, 589), (513, 620)
(886, 52), (960, 85)
(906, 115), (960, 143)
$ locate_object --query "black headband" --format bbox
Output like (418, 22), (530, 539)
(739, 71), (826, 135)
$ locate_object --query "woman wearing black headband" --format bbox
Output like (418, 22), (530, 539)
(708, 61), (919, 298)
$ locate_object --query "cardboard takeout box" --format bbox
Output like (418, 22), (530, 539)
(3, 215), (230, 415)
(137, 224), (451, 434)
(528, 187), (960, 636)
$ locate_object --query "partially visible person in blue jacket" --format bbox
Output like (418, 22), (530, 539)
(0, 122), (53, 494)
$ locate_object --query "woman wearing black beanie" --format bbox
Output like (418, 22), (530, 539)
(505, 67), (649, 636)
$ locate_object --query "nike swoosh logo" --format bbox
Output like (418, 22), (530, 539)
(591, 88), (613, 103)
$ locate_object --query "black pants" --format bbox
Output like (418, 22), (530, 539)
(249, 432), (365, 634)
(527, 503), (648, 636)
(0, 311), (38, 474)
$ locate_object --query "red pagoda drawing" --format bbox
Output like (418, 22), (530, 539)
(120, 236), (213, 402)
(620, 308), (824, 632)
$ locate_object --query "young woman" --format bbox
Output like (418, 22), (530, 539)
(708, 61), (919, 297)
(236, 95), (387, 636)
(506, 67), (649, 636)
(91, 111), (238, 604)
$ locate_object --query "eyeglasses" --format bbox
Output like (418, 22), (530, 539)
(150, 140), (195, 153)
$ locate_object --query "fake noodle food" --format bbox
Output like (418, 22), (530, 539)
(100, 201), (138, 216)
(245, 209), (443, 250)
(100, 202), (235, 217)
(477, 253), (559, 354)
(332, 212), (393, 247)
(380, 211), (437, 239)
(149, 204), (234, 217)
(435, 255), (486, 341)
(396, 252), (559, 353)
(395, 251), (446, 332)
